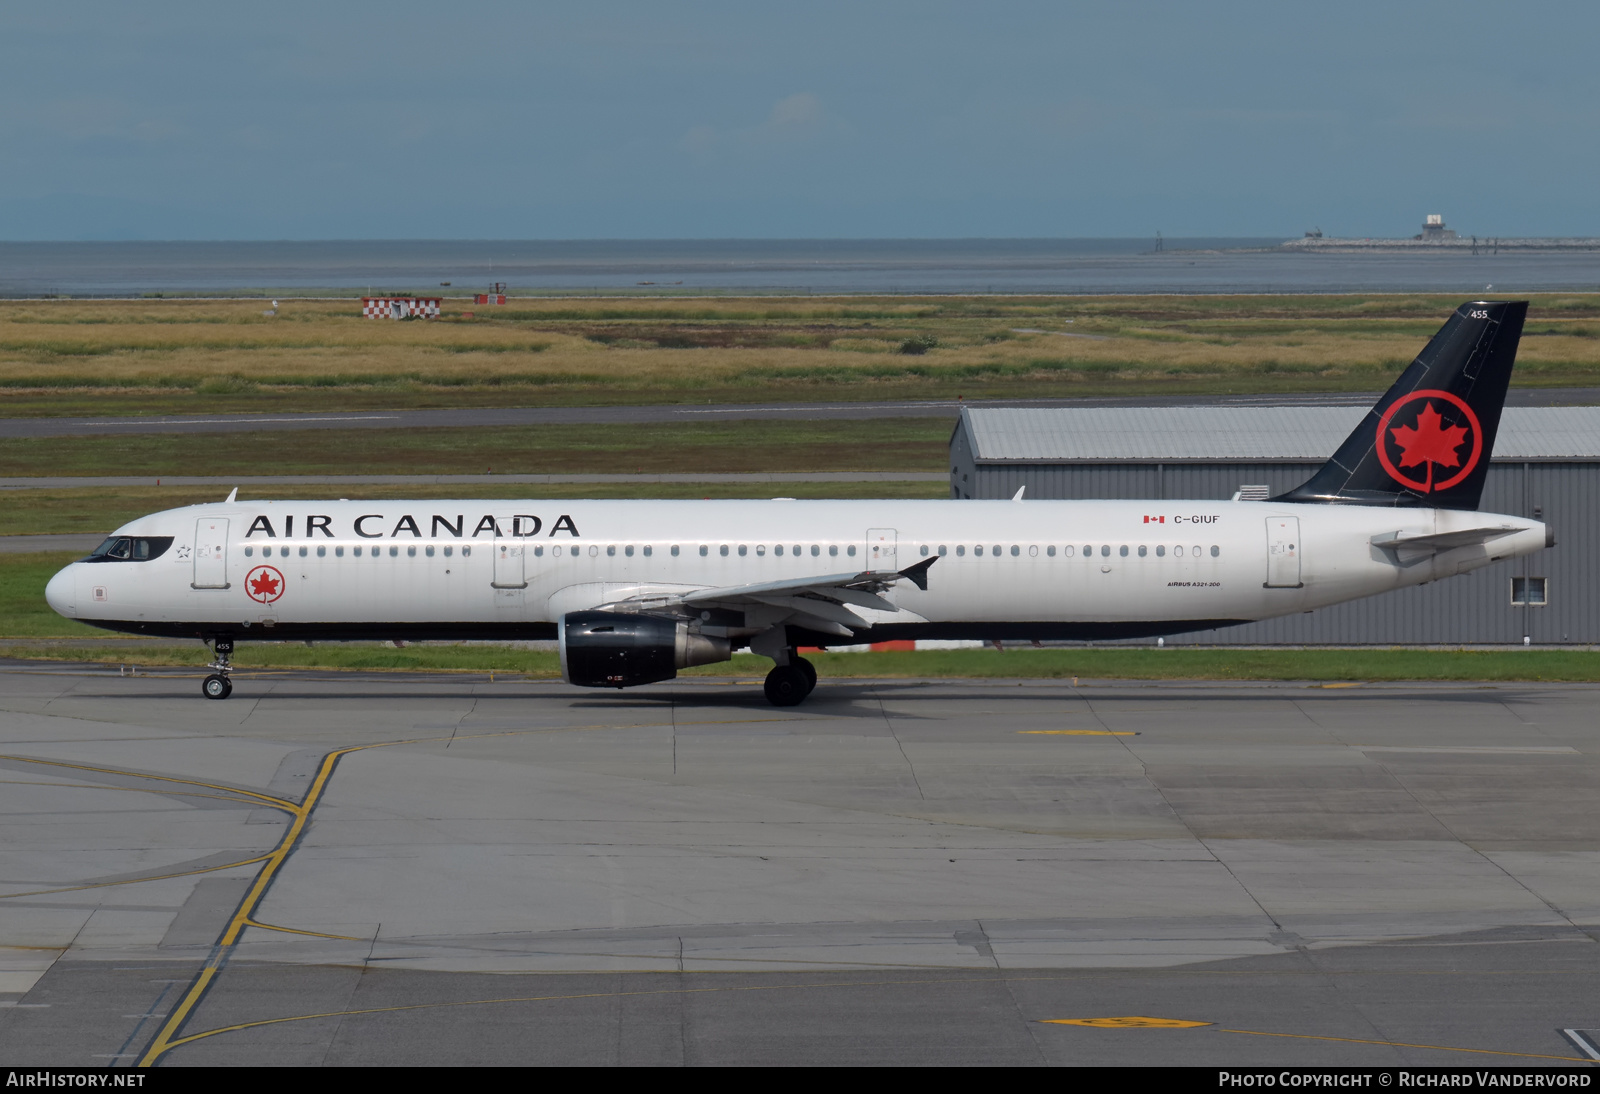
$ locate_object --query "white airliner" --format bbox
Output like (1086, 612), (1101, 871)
(46, 301), (1549, 706)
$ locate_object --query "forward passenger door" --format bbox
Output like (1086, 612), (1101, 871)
(193, 518), (229, 589)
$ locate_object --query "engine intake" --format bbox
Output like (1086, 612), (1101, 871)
(559, 611), (732, 689)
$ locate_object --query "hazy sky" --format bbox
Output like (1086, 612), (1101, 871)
(4, 1), (1596, 240)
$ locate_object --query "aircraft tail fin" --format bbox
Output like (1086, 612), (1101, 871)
(1274, 300), (1527, 510)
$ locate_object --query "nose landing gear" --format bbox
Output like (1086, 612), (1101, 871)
(203, 637), (234, 700)
(763, 650), (816, 707)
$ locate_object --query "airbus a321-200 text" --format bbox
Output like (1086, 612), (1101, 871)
(46, 301), (1552, 706)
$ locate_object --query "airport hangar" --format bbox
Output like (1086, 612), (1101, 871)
(949, 405), (1600, 645)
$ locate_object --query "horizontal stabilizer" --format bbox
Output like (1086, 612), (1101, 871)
(1371, 526), (1519, 555)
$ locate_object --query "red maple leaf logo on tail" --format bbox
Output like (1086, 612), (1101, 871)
(248, 569), (281, 599)
(1389, 402), (1469, 492)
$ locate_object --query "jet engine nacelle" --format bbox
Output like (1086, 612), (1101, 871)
(558, 611), (732, 689)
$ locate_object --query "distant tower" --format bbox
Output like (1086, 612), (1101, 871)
(1420, 214), (1458, 242)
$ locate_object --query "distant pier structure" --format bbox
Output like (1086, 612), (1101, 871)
(1283, 214), (1600, 252)
(1417, 214), (1457, 242)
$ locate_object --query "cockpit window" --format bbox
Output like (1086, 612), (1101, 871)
(83, 536), (174, 563)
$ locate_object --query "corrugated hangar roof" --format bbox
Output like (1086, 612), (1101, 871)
(961, 406), (1600, 462)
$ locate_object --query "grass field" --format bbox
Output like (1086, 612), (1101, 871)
(4, 293), (1597, 417)
(0, 479), (950, 537)
(0, 418), (950, 479)
(5, 641), (1597, 684)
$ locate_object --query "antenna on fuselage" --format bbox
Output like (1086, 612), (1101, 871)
(225, 487), (238, 503)
(1012, 485), (1026, 501)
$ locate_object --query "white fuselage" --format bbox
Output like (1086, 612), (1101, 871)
(46, 497), (1548, 643)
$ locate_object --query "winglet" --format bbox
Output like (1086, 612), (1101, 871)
(1012, 485), (1026, 501)
(225, 487), (238, 503)
(896, 556), (937, 591)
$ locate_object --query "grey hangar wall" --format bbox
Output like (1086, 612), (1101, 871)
(948, 407), (1599, 645)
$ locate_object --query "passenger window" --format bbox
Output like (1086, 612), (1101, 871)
(299, 546), (308, 558)
(643, 546), (653, 557)
(739, 545), (748, 556)
(606, 545), (616, 556)
(352, 546), (361, 557)
(625, 545), (634, 557)
(699, 545), (708, 556)
(670, 545), (679, 556)
(462, 546), (471, 557)
(792, 545), (800, 556)
(589, 545), (599, 557)
(956, 545), (966, 556)
(1119, 545), (1128, 557)
(847, 545), (856, 557)
(444, 546), (452, 557)
(975, 545), (984, 556)
(1175, 546), (1184, 557)
(1138, 545), (1147, 557)
(1083, 545), (1092, 556)
(1064, 545), (1074, 557)
(938, 545), (947, 556)
(407, 546), (416, 558)
(1100, 545), (1110, 557)
(720, 545), (729, 557)
(244, 546), (254, 557)
(993, 545), (1001, 557)
(756, 545), (765, 556)
(1156, 545), (1165, 557)
(1210, 545), (1220, 557)
(1046, 546), (1055, 557)
(553, 545), (563, 557)
(531, 546), (541, 557)
(775, 545), (784, 556)
(317, 545), (326, 557)
(1011, 545), (1020, 557)
(829, 545), (838, 557)
(390, 546), (399, 557)
(425, 545), (435, 557)
(811, 545), (820, 557)
(920, 545), (929, 557)
(335, 546), (344, 558)
(1192, 544), (1201, 556)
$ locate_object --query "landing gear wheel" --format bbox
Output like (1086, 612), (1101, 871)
(763, 664), (810, 707)
(795, 656), (817, 692)
(202, 673), (232, 700)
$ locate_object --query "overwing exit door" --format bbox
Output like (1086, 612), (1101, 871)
(1264, 516), (1302, 588)
(492, 532), (527, 589)
(867, 528), (897, 569)
(192, 518), (229, 589)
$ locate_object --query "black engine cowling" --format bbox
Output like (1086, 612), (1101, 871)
(559, 611), (732, 688)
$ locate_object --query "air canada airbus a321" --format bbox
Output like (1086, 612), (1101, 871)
(46, 301), (1551, 706)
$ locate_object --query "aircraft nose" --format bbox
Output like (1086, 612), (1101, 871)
(45, 565), (77, 618)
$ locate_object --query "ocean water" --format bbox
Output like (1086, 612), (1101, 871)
(0, 238), (1597, 297)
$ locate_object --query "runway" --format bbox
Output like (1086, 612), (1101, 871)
(1, 667), (1596, 1066)
(6, 388), (1597, 439)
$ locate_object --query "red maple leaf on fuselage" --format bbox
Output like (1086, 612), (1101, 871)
(249, 570), (281, 598)
(1390, 402), (1469, 490)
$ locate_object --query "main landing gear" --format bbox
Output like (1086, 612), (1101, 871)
(763, 652), (817, 707)
(202, 637), (234, 700)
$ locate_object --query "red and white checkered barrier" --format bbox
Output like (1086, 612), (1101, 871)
(362, 297), (442, 319)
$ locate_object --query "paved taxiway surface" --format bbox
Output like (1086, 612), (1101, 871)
(6, 388), (1597, 440)
(1, 667), (1597, 1066)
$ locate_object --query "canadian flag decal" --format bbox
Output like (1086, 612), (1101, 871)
(1143, 515), (1165, 523)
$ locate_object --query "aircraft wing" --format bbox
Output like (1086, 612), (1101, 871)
(607, 557), (937, 637)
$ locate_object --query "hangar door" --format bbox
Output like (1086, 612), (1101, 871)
(1264, 516), (1302, 588)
